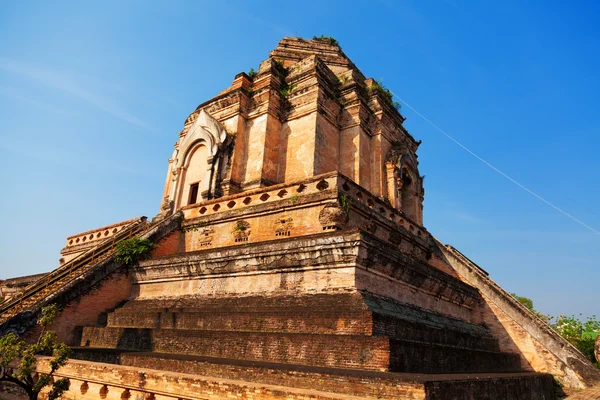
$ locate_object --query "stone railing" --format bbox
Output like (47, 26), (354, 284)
(181, 172), (339, 220)
(63, 218), (141, 249)
(181, 172), (428, 240)
(336, 174), (428, 240)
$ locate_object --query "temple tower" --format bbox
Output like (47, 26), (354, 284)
(157, 37), (424, 226)
(2, 37), (598, 400)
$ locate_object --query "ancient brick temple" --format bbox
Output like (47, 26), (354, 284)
(1, 37), (599, 400)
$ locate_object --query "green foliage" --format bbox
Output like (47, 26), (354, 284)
(271, 58), (295, 98)
(312, 35), (339, 46)
(513, 293), (599, 368)
(273, 59), (286, 71)
(369, 79), (393, 102)
(232, 221), (248, 233)
(247, 67), (257, 78)
(182, 221), (208, 233)
(338, 194), (350, 216)
(114, 237), (154, 266)
(553, 314), (600, 367)
(0, 304), (71, 399)
(512, 293), (534, 311)
(511, 293), (551, 323)
(279, 83), (296, 97)
(369, 79), (402, 110)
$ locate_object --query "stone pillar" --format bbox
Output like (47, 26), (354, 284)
(396, 178), (404, 211)
(99, 385), (108, 399)
(385, 161), (397, 208)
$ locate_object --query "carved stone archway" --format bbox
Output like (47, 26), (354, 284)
(384, 143), (424, 225)
(159, 109), (234, 216)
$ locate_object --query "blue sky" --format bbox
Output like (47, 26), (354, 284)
(1, 1), (598, 319)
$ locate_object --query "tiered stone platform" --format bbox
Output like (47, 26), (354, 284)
(74, 293), (521, 373)
(68, 293), (555, 399)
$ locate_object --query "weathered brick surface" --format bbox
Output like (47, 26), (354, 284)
(79, 327), (390, 370)
(72, 292), (523, 375)
(68, 351), (425, 400)
(48, 272), (131, 345)
(37, 357), (423, 400)
(373, 313), (498, 352)
(150, 229), (183, 258)
(567, 386), (600, 400)
(389, 339), (521, 373)
(36, 356), (556, 400)
(424, 374), (556, 400)
(107, 310), (373, 335)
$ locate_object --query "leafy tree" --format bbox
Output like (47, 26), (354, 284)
(553, 314), (600, 367)
(512, 293), (534, 311)
(511, 293), (551, 323)
(512, 293), (600, 368)
(114, 237), (154, 266)
(0, 304), (71, 399)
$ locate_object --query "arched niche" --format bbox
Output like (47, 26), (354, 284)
(385, 144), (424, 225)
(400, 167), (418, 221)
(160, 109), (234, 214)
(178, 141), (209, 208)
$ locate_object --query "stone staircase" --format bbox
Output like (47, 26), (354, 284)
(0, 213), (181, 336)
(70, 292), (556, 399)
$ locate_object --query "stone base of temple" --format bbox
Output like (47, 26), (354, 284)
(36, 356), (554, 400)
(58, 289), (553, 399)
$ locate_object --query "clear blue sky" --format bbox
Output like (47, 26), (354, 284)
(1, 1), (598, 319)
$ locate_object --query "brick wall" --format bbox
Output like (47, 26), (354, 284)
(150, 229), (182, 258)
(49, 272), (132, 345)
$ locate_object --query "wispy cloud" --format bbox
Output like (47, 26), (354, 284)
(0, 85), (79, 116)
(0, 58), (154, 132)
(0, 141), (157, 178)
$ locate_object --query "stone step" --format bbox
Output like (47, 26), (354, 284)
(106, 310), (373, 336)
(78, 327), (519, 373)
(389, 339), (521, 374)
(113, 293), (369, 313)
(79, 327), (391, 370)
(69, 349), (555, 400)
(373, 313), (499, 352)
(105, 309), (499, 352)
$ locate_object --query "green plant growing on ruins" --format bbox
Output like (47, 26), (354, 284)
(369, 79), (394, 103)
(114, 237), (154, 266)
(273, 59), (285, 71)
(232, 221), (248, 233)
(247, 67), (257, 78)
(279, 83), (296, 97)
(0, 304), (71, 400)
(290, 194), (299, 202)
(338, 194), (350, 216)
(312, 35), (339, 46)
